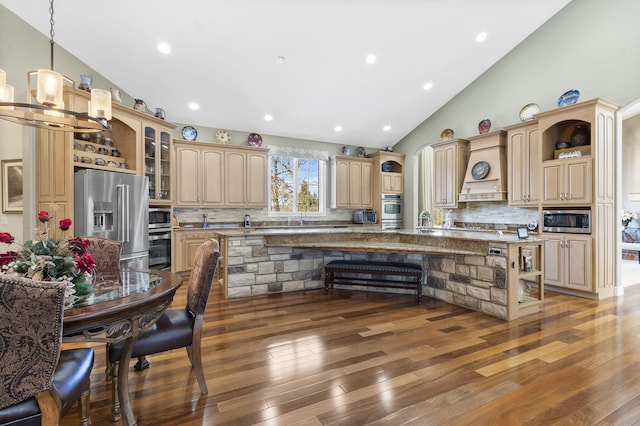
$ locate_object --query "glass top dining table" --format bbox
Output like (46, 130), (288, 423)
(63, 268), (183, 426)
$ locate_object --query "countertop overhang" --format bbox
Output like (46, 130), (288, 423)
(207, 227), (545, 256)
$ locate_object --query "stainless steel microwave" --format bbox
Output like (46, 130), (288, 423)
(542, 209), (591, 234)
(353, 210), (377, 224)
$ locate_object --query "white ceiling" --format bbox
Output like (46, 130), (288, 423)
(1, 0), (570, 148)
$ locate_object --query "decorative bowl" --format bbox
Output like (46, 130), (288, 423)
(248, 133), (263, 147)
(440, 128), (454, 141)
(478, 119), (491, 134)
(75, 132), (91, 141)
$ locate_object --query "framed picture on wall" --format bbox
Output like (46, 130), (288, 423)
(2, 159), (23, 214)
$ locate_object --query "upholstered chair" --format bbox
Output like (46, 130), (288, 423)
(84, 236), (122, 271)
(0, 275), (94, 426)
(107, 239), (219, 407)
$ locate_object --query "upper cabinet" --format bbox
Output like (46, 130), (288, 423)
(330, 156), (373, 209)
(431, 139), (468, 208)
(541, 157), (593, 205)
(505, 121), (539, 207)
(367, 151), (405, 195)
(173, 140), (267, 208)
(225, 149), (268, 207)
(144, 125), (173, 205)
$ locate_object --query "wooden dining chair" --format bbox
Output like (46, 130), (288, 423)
(107, 239), (219, 405)
(0, 275), (95, 426)
(83, 236), (122, 271)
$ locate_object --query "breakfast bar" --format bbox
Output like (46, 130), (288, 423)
(210, 227), (545, 321)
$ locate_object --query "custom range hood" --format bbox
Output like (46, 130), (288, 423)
(459, 130), (507, 202)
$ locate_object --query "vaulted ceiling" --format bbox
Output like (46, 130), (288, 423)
(1, 0), (571, 148)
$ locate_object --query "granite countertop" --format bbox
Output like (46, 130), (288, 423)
(209, 226), (545, 244)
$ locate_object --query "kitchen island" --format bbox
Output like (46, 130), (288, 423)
(207, 227), (545, 321)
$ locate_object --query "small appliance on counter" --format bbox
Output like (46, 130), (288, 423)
(353, 210), (377, 224)
(244, 214), (252, 227)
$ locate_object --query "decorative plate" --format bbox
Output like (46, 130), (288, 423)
(181, 126), (197, 141)
(247, 133), (262, 147)
(440, 128), (454, 141)
(557, 89), (580, 107)
(215, 129), (231, 144)
(471, 161), (490, 180)
(519, 103), (540, 121)
(341, 146), (351, 156)
(357, 147), (366, 157)
(478, 119), (491, 134)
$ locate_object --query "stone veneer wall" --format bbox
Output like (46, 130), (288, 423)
(225, 235), (510, 320)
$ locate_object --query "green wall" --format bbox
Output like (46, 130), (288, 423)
(394, 0), (640, 224)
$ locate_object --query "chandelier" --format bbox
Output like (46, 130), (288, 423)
(0, 0), (111, 133)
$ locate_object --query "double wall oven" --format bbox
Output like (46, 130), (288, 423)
(380, 194), (403, 230)
(148, 208), (172, 270)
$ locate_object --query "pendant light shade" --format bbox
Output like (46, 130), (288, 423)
(0, 69), (14, 105)
(36, 68), (63, 107)
(0, 0), (110, 133)
(88, 88), (112, 120)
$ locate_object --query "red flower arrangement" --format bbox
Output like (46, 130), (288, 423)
(0, 208), (96, 305)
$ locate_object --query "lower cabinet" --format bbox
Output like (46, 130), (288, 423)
(172, 230), (218, 273)
(543, 233), (592, 292)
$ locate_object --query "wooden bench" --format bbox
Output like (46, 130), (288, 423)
(324, 260), (424, 304)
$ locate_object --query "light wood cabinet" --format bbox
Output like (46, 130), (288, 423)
(172, 229), (217, 273)
(506, 121), (539, 206)
(541, 157), (592, 205)
(381, 173), (403, 193)
(143, 123), (173, 205)
(506, 241), (545, 320)
(173, 141), (267, 208)
(225, 150), (268, 207)
(536, 98), (617, 299)
(331, 156), (373, 209)
(36, 128), (74, 233)
(431, 139), (468, 208)
(543, 234), (592, 292)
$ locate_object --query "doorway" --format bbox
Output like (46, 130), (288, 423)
(620, 98), (640, 288)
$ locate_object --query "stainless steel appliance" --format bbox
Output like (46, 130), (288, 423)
(148, 208), (172, 270)
(381, 220), (403, 230)
(149, 207), (171, 229)
(381, 194), (403, 229)
(74, 169), (149, 269)
(353, 210), (377, 224)
(542, 208), (591, 234)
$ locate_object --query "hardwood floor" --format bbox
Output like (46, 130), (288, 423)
(62, 282), (640, 425)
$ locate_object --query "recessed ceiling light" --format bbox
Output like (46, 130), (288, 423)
(383, 125), (391, 132)
(476, 32), (488, 43)
(188, 102), (199, 110)
(275, 55), (286, 64)
(157, 43), (171, 54)
(423, 82), (433, 90)
(334, 125), (343, 132)
(365, 54), (376, 64)
(264, 114), (273, 122)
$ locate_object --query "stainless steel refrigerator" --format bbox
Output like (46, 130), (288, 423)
(74, 169), (149, 269)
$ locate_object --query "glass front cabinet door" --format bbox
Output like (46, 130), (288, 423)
(144, 125), (172, 204)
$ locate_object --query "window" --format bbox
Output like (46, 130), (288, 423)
(269, 148), (327, 216)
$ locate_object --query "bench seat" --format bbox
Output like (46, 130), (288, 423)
(324, 260), (424, 304)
